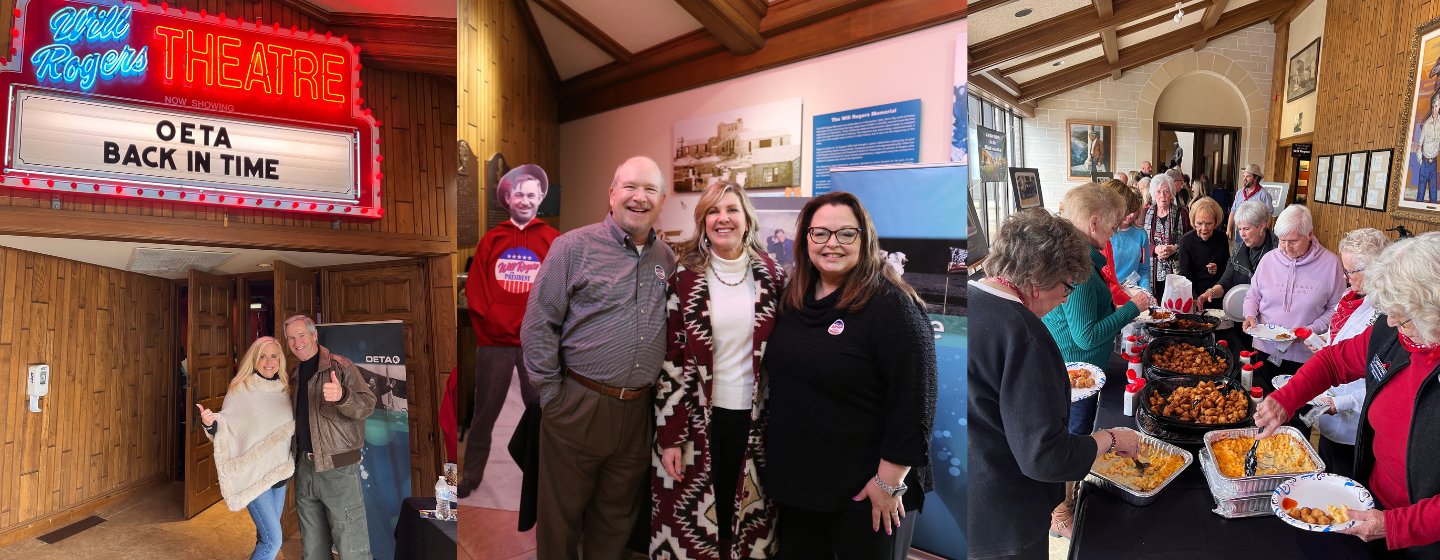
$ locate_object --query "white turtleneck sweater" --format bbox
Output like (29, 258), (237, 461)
(706, 249), (757, 410)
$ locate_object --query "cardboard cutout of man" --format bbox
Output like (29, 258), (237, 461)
(459, 164), (561, 497)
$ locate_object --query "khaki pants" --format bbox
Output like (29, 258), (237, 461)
(536, 376), (652, 560)
(296, 455), (371, 560)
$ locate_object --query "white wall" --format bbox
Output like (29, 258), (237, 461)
(558, 19), (964, 232)
(1022, 23), (1276, 211)
(1279, 0), (1327, 138)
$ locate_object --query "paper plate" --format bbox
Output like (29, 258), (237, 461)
(1223, 285), (1249, 322)
(1271, 375), (1334, 402)
(1248, 323), (1297, 343)
(1067, 362), (1106, 403)
(1137, 307), (1177, 324)
(1272, 473), (1374, 532)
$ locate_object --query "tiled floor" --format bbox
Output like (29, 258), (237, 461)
(0, 482), (304, 560)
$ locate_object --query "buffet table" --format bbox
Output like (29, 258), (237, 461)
(1067, 348), (1372, 559)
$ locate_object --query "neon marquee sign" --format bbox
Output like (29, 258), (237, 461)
(0, 0), (383, 219)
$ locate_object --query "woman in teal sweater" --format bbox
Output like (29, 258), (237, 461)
(1043, 183), (1152, 538)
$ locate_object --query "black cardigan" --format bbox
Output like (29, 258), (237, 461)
(1177, 229), (1231, 298)
(967, 285), (1099, 559)
(763, 281), (937, 513)
(1357, 318), (1440, 559)
(1216, 230), (1278, 292)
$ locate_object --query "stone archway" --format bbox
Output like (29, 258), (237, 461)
(1135, 51), (1270, 174)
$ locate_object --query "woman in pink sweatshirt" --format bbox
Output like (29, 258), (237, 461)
(1243, 205), (1346, 401)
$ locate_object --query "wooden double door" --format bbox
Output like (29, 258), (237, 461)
(183, 260), (438, 533)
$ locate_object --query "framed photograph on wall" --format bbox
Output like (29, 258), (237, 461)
(1288, 38), (1321, 102)
(1391, 15), (1440, 222)
(1009, 167), (1044, 209)
(1065, 120), (1113, 181)
(1366, 149), (1394, 210)
(1314, 155), (1331, 203)
(1330, 152), (1348, 205)
(1347, 151), (1369, 208)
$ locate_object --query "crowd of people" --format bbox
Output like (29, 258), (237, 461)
(461, 156), (938, 560)
(970, 159), (1440, 560)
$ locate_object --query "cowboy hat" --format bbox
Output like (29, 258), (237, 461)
(1243, 163), (1264, 179)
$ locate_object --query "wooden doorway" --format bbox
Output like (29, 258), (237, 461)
(184, 269), (235, 518)
(1157, 123), (1242, 193)
(324, 261), (440, 495)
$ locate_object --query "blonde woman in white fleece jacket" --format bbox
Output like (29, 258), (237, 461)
(195, 336), (296, 560)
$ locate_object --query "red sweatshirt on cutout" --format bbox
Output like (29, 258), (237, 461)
(1273, 326), (1440, 549)
(467, 218), (560, 347)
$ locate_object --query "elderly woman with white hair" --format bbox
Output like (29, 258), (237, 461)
(1295, 228), (1392, 479)
(1141, 173), (1191, 297)
(1256, 232), (1440, 558)
(1197, 200), (1279, 308)
(1242, 205), (1346, 417)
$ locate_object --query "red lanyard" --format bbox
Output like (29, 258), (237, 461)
(991, 277), (1028, 307)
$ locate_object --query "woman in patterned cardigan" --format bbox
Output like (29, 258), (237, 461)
(652, 181), (785, 560)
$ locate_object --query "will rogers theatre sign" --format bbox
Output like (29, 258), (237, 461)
(0, 0), (384, 218)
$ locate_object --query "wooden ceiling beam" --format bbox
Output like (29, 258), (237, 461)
(969, 0), (1024, 14)
(760, 0), (889, 37)
(1016, 0), (1289, 103)
(558, 0), (961, 121)
(1101, 27), (1119, 64)
(1275, 0), (1317, 26)
(673, 0), (768, 55)
(325, 14), (458, 76)
(987, 69), (1023, 97)
(513, 0), (562, 84)
(532, 0), (633, 63)
(1094, 0), (1115, 18)
(971, 0), (1191, 74)
(970, 72), (1037, 118)
(997, 1), (1212, 76)
(1192, 0), (1228, 51)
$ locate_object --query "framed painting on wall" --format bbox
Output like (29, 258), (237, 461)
(1287, 38), (1321, 102)
(1065, 120), (1113, 182)
(1366, 149), (1394, 210)
(1330, 153), (1348, 205)
(1347, 151), (1369, 208)
(1009, 167), (1044, 209)
(1314, 155), (1331, 203)
(1392, 15), (1440, 222)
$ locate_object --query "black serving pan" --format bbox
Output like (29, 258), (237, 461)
(1137, 374), (1253, 431)
(1143, 312), (1219, 338)
(1142, 335), (1236, 379)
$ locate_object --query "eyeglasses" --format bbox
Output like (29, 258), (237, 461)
(1343, 267), (1365, 277)
(1399, 317), (1414, 327)
(808, 227), (861, 245)
(1061, 281), (1076, 296)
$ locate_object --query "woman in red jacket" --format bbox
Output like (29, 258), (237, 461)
(652, 181), (784, 560)
(1256, 232), (1440, 559)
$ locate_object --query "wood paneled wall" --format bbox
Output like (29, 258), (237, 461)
(459, 0), (563, 269)
(0, 247), (174, 544)
(0, 0), (458, 258)
(1308, 0), (1440, 248)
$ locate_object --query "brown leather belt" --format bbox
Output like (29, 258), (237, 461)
(566, 369), (652, 401)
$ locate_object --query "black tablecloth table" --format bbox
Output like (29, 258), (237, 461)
(1068, 340), (1372, 560)
(395, 497), (458, 560)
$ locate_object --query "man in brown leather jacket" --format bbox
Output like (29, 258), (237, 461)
(284, 315), (377, 560)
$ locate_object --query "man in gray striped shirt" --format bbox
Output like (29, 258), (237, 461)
(522, 156), (675, 560)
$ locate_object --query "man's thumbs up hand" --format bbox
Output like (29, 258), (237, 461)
(323, 371), (343, 402)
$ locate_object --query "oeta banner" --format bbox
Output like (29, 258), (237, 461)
(8, 87), (358, 202)
(317, 320), (410, 560)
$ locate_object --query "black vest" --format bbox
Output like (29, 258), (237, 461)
(1356, 317), (1440, 558)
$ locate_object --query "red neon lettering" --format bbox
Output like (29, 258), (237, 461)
(321, 53), (345, 103)
(244, 42), (270, 93)
(154, 26), (185, 81)
(293, 49), (319, 101)
(216, 35), (243, 89)
(185, 29), (213, 85)
(265, 45), (293, 96)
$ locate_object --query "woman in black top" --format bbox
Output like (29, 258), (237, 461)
(968, 209), (1142, 560)
(1176, 196), (1230, 306)
(764, 191), (937, 559)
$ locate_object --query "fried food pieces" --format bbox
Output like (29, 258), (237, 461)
(1153, 318), (1209, 331)
(1147, 380), (1247, 424)
(1286, 505), (1351, 525)
(1149, 343), (1229, 375)
(1069, 368), (1095, 389)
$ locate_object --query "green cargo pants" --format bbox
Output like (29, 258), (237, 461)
(295, 455), (370, 560)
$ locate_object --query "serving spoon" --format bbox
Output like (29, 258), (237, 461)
(1244, 438), (1260, 476)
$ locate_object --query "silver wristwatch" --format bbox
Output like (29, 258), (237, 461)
(874, 474), (907, 497)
